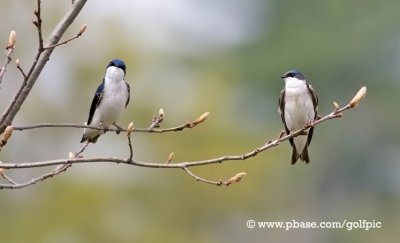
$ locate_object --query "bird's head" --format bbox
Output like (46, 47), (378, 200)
(281, 69), (306, 81)
(106, 59), (126, 80)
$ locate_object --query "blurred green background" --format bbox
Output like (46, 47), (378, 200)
(1, 0), (399, 242)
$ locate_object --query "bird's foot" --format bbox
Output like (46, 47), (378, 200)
(99, 122), (108, 133)
(113, 123), (123, 134)
(299, 131), (308, 135)
(304, 121), (313, 129)
(299, 121), (313, 135)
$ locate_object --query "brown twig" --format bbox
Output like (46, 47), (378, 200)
(32, 0), (44, 51)
(15, 59), (27, 80)
(0, 53), (12, 87)
(43, 24), (87, 50)
(182, 167), (225, 186)
(74, 141), (89, 158)
(12, 111), (210, 133)
(0, 163), (71, 189)
(0, 31), (17, 88)
(182, 167), (246, 186)
(0, 170), (17, 185)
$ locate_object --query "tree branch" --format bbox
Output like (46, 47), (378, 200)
(15, 59), (27, 80)
(0, 86), (367, 189)
(182, 167), (246, 186)
(0, 31), (17, 88)
(12, 111), (211, 134)
(0, 163), (71, 189)
(43, 24), (87, 50)
(0, 0), (87, 133)
(32, 0), (44, 51)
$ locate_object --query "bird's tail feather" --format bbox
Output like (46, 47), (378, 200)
(291, 145), (311, 164)
(300, 145), (310, 164)
(80, 134), (99, 143)
(291, 147), (300, 165)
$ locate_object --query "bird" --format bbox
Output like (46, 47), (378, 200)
(80, 59), (130, 143)
(278, 70), (318, 164)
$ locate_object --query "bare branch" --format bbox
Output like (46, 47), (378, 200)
(0, 168), (17, 185)
(0, 163), (71, 189)
(0, 0), (87, 133)
(43, 24), (87, 50)
(14, 58), (27, 80)
(70, 141), (89, 159)
(12, 111), (211, 133)
(0, 30), (17, 87)
(182, 167), (246, 186)
(183, 167), (225, 186)
(33, 0), (44, 51)
(0, 89), (366, 189)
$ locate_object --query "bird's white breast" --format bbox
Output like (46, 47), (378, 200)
(99, 80), (127, 125)
(283, 77), (315, 151)
(284, 77), (315, 130)
(90, 75), (128, 128)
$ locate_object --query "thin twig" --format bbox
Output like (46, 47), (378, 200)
(75, 141), (89, 158)
(12, 122), (199, 133)
(0, 163), (71, 189)
(33, 0), (44, 51)
(183, 167), (225, 186)
(0, 49), (14, 88)
(16, 62), (27, 80)
(43, 25), (86, 50)
(182, 168), (246, 186)
(12, 111), (210, 133)
(1, 171), (17, 185)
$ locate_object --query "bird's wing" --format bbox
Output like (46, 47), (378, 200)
(308, 83), (319, 113)
(278, 88), (294, 146)
(125, 81), (130, 107)
(87, 80), (105, 125)
(306, 83), (319, 146)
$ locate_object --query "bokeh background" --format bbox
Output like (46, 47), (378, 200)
(1, 0), (399, 242)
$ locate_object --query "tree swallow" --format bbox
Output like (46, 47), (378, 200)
(80, 59), (130, 143)
(278, 70), (318, 164)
